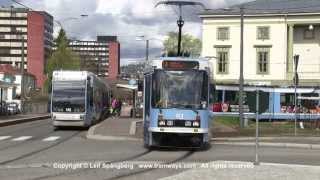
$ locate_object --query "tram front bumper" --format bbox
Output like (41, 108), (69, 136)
(148, 127), (208, 134)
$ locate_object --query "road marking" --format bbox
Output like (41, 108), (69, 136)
(12, 136), (33, 141)
(42, 136), (60, 141)
(0, 136), (11, 141)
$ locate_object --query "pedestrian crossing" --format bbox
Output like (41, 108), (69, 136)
(0, 135), (61, 142)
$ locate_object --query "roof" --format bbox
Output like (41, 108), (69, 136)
(0, 65), (21, 75)
(200, 0), (320, 17)
(0, 64), (34, 77)
(0, 80), (16, 88)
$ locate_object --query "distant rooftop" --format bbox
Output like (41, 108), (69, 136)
(0, 64), (34, 77)
(200, 0), (320, 16)
(0, 7), (28, 12)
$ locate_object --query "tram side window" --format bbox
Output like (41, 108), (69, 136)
(145, 76), (151, 117)
(202, 73), (209, 103)
(87, 80), (93, 107)
(280, 93), (294, 106)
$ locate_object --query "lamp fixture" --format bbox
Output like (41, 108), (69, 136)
(309, 24), (314, 30)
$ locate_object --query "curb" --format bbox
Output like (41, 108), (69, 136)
(129, 120), (143, 135)
(213, 142), (320, 150)
(0, 115), (50, 127)
(86, 120), (141, 141)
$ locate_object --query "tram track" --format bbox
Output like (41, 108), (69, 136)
(0, 131), (82, 166)
(30, 148), (196, 180)
(0, 119), (51, 137)
(30, 149), (154, 180)
(105, 150), (195, 180)
(0, 129), (56, 152)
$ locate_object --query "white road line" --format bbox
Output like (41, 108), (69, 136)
(0, 136), (11, 141)
(42, 136), (60, 142)
(12, 136), (33, 141)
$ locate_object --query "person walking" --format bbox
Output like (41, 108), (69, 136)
(111, 98), (118, 116)
(117, 99), (122, 117)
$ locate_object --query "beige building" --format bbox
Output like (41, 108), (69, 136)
(200, 0), (320, 87)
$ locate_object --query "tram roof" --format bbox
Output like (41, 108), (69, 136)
(52, 70), (96, 81)
(149, 57), (211, 71)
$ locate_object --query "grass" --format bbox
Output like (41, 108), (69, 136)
(212, 116), (320, 137)
(214, 116), (239, 127)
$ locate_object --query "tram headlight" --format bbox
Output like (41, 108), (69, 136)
(158, 113), (165, 126)
(167, 120), (173, 126)
(185, 121), (192, 127)
(192, 121), (200, 127)
(193, 115), (200, 127)
(158, 120), (166, 126)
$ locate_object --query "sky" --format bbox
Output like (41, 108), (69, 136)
(0, 0), (251, 65)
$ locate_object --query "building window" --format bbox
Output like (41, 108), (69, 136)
(216, 48), (229, 74)
(256, 47), (270, 74)
(217, 27), (229, 40)
(257, 26), (270, 40)
(11, 27), (17, 33)
(304, 29), (315, 39)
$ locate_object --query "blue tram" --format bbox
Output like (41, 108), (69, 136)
(143, 57), (212, 148)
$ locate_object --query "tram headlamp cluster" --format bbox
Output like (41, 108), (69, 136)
(185, 121), (192, 127)
(167, 120), (174, 126)
(158, 120), (166, 126)
(158, 113), (166, 126)
(192, 121), (200, 127)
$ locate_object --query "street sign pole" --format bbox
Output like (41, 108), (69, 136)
(254, 89), (260, 165)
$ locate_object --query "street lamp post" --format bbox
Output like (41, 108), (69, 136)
(239, 6), (245, 128)
(19, 32), (25, 113)
(146, 39), (149, 61)
(136, 36), (150, 62)
(294, 55), (299, 136)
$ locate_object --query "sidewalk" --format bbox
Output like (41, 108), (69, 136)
(160, 161), (320, 180)
(87, 117), (142, 141)
(0, 113), (50, 127)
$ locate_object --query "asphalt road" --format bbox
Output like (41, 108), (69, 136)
(0, 119), (320, 180)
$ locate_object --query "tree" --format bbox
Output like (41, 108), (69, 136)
(163, 32), (202, 57)
(44, 29), (80, 90)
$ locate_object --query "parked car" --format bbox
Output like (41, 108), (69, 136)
(0, 102), (7, 115)
(6, 102), (19, 115)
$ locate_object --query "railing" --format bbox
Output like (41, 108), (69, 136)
(21, 102), (48, 114)
(211, 112), (320, 120)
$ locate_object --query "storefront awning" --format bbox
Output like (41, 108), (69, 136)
(116, 84), (137, 90)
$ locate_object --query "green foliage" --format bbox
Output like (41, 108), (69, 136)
(44, 29), (80, 91)
(163, 31), (202, 57)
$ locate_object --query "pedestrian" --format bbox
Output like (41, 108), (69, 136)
(117, 99), (122, 117)
(111, 98), (117, 116)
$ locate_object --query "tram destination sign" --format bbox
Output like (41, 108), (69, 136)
(162, 60), (199, 70)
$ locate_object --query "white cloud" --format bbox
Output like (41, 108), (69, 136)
(6, 0), (251, 61)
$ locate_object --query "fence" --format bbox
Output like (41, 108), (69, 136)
(21, 102), (48, 114)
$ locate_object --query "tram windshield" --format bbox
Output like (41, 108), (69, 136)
(52, 81), (86, 113)
(152, 70), (208, 109)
